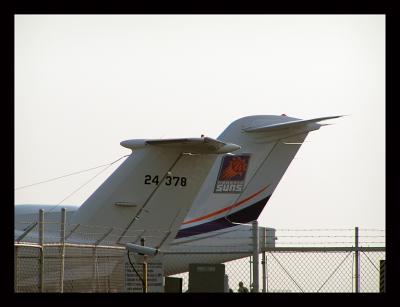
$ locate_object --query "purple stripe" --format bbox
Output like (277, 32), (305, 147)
(175, 195), (271, 239)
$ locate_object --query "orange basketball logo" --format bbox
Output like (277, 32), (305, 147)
(221, 156), (248, 180)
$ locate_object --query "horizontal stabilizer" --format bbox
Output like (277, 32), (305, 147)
(120, 137), (241, 154)
(243, 116), (343, 133)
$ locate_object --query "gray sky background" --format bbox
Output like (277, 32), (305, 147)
(15, 15), (385, 231)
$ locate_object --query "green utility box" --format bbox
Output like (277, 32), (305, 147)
(165, 276), (183, 293)
(188, 263), (225, 293)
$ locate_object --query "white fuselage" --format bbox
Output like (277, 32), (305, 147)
(15, 205), (276, 275)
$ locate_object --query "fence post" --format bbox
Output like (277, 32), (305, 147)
(39, 209), (44, 292)
(92, 246), (97, 292)
(141, 238), (148, 293)
(249, 255), (252, 289)
(355, 226), (360, 293)
(60, 208), (66, 293)
(261, 228), (266, 293)
(252, 220), (259, 292)
(15, 245), (19, 292)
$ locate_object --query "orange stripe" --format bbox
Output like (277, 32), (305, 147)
(182, 184), (270, 225)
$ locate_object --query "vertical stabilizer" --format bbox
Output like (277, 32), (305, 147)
(69, 137), (240, 247)
(178, 115), (341, 238)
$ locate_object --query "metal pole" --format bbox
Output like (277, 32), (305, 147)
(252, 220), (259, 292)
(355, 227), (360, 293)
(249, 255), (252, 289)
(266, 254), (268, 293)
(92, 247), (97, 292)
(261, 228), (266, 293)
(60, 208), (66, 293)
(39, 209), (44, 292)
(141, 238), (148, 293)
(15, 245), (19, 292)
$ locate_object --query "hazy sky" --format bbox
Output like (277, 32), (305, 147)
(15, 15), (385, 231)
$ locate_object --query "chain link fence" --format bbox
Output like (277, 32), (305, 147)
(15, 227), (385, 293)
(168, 249), (385, 293)
(15, 243), (126, 292)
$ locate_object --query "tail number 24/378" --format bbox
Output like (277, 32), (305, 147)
(144, 175), (187, 187)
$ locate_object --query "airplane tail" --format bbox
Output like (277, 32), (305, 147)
(69, 137), (240, 248)
(177, 115), (342, 238)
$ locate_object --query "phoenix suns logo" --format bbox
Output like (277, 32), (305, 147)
(214, 154), (250, 193)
